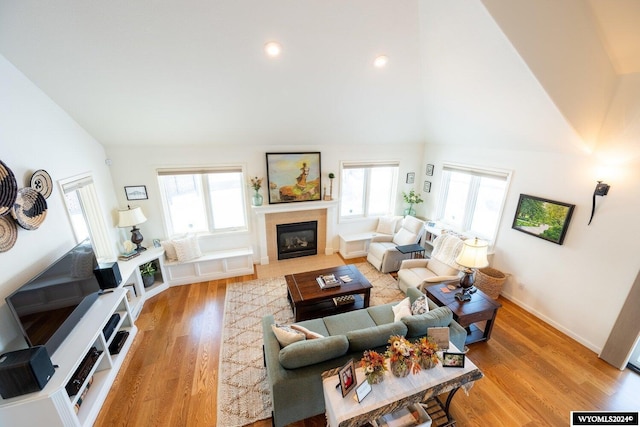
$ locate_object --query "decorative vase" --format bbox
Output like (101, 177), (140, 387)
(252, 191), (263, 206)
(390, 360), (410, 377)
(365, 371), (385, 384)
(142, 275), (154, 288)
(403, 206), (416, 217)
(419, 356), (437, 370)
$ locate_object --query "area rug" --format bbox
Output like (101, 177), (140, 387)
(216, 262), (405, 427)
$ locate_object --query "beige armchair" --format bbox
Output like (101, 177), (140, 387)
(366, 215), (425, 273)
(397, 233), (464, 294)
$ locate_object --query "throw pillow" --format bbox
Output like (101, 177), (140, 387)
(376, 216), (398, 235)
(392, 228), (416, 246)
(161, 240), (178, 261)
(172, 235), (202, 262)
(411, 295), (429, 315)
(392, 297), (412, 322)
(271, 324), (306, 347)
(290, 324), (324, 339)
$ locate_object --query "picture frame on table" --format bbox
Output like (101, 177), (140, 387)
(354, 380), (371, 403)
(124, 185), (148, 201)
(338, 359), (357, 397)
(265, 152), (321, 204)
(442, 352), (466, 368)
(406, 172), (415, 184)
(512, 193), (575, 245)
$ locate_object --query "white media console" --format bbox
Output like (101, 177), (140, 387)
(0, 248), (169, 426)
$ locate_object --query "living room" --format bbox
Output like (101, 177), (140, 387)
(1, 0), (639, 426)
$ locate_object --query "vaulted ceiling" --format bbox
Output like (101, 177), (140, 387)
(1, 0), (638, 149)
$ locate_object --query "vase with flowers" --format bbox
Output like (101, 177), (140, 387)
(386, 335), (420, 377)
(415, 337), (440, 369)
(250, 176), (263, 206)
(360, 350), (387, 384)
(402, 189), (423, 217)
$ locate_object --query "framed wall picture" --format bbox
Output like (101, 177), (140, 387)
(124, 185), (148, 201)
(512, 194), (575, 245)
(406, 172), (415, 184)
(338, 359), (357, 397)
(426, 164), (434, 176)
(442, 352), (466, 367)
(266, 152), (321, 204)
(424, 181), (431, 193)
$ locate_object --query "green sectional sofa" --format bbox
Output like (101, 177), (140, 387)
(262, 287), (467, 427)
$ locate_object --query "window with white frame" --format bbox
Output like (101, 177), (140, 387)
(435, 163), (511, 242)
(157, 167), (247, 236)
(340, 161), (399, 218)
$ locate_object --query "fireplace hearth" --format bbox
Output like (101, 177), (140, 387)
(276, 221), (318, 260)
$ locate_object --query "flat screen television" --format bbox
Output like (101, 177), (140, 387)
(5, 239), (102, 356)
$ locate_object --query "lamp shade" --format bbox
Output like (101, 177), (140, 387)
(455, 238), (489, 269)
(117, 206), (147, 228)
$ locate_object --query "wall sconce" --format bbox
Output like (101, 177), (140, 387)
(588, 181), (610, 225)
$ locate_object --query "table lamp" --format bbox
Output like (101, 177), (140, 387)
(118, 205), (147, 252)
(454, 237), (489, 301)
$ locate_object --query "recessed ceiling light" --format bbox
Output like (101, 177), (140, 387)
(265, 42), (282, 57)
(374, 55), (388, 68)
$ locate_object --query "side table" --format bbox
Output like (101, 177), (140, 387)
(395, 243), (425, 259)
(425, 284), (502, 345)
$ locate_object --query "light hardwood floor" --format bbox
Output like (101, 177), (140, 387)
(95, 255), (640, 427)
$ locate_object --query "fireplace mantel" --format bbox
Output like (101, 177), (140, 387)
(252, 200), (338, 264)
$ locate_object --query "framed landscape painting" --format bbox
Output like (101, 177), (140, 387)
(266, 152), (321, 204)
(512, 194), (575, 245)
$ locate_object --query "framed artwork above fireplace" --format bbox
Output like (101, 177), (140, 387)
(266, 152), (322, 204)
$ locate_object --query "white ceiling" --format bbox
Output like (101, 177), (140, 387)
(0, 0), (639, 148)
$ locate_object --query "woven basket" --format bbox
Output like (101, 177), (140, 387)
(475, 267), (506, 299)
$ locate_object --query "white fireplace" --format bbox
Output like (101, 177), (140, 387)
(252, 200), (338, 264)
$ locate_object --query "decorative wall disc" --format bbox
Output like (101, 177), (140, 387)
(11, 187), (48, 230)
(0, 159), (18, 217)
(0, 215), (18, 252)
(30, 169), (53, 199)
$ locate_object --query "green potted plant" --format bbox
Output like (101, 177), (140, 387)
(140, 261), (157, 287)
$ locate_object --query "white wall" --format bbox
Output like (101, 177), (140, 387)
(418, 0), (640, 353)
(104, 142), (427, 261)
(0, 55), (120, 352)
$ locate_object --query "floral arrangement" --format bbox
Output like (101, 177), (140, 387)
(415, 337), (440, 369)
(402, 189), (424, 205)
(360, 350), (387, 384)
(250, 176), (263, 191)
(386, 335), (420, 376)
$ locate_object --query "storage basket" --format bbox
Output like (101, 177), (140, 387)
(475, 267), (506, 299)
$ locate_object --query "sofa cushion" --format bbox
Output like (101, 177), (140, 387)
(411, 295), (429, 315)
(366, 303), (396, 325)
(295, 318), (330, 337)
(323, 310), (377, 336)
(346, 322), (408, 352)
(428, 257), (459, 277)
(392, 228), (416, 246)
(272, 324), (305, 347)
(278, 335), (349, 369)
(402, 306), (454, 338)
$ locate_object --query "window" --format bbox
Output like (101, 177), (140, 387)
(436, 163), (511, 242)
(157, 167), (247, 236)
(59, 173), (114, 262)
(340, 161), (399, 218)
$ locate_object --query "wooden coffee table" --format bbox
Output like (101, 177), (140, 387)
(425, 284), (502, 345)
(285, 264), (373, 322)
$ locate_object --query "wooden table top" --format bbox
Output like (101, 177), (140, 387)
(285, 264), (372, 305)
(425, 284), (502, 318)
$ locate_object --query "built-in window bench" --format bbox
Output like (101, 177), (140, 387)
(163, 248), (254, 286)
